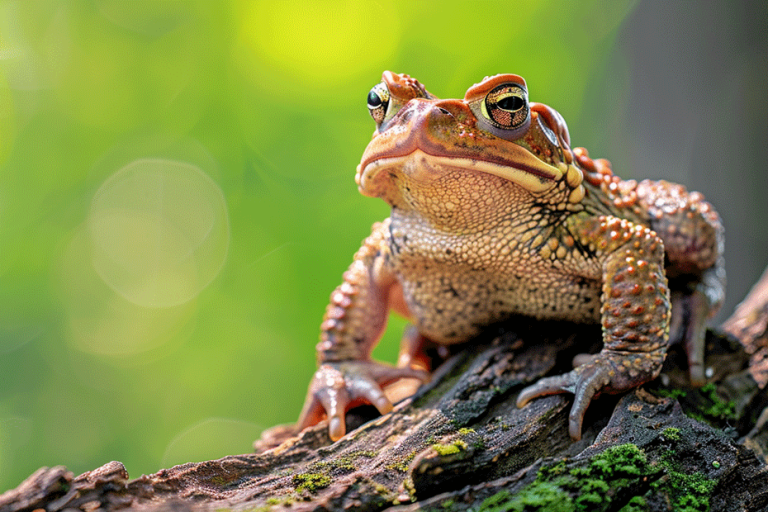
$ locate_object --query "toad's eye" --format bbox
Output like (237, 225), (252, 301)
(367, 82), (390, 125)
(482, 83), (529, 133)
(496, 95), (524, 112)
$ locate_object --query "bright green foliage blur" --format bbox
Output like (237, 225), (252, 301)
(0, 0), (638, 490)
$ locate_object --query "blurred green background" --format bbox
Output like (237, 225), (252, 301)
(1, 0), (766, 491)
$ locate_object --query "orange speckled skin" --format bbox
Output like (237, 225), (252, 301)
(298, 72), (725, 441)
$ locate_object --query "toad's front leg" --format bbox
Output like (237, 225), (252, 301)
(297, 220), (428, 441)
(517, 215), (670, 440)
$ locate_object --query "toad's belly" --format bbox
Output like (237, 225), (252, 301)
(397, 265), (602, 344)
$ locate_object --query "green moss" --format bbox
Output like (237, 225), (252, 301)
(432, 439), (468, 456)
(651, 467), (715, 512)
(371, 481), (392, 497)
(698, 383), (736, 421)
(308, 450), (376, 474)
(619, 496), (647, 512)
(348, 449), (378, 458)
(403, 475), (418, 502)
(386, 450), (417, 472)
(652, 387), (687, 400)
(455, 426), (486, 450)
(658, 382), (737, 426)
(310, 460), (355, 473)
(662, 427), (681, 441)
(480, 444), (655, 512)
(476, 485), (574, 512)
(570, 444), (649, 480)
(291, 450), (380, 497)
(654, 425), (716, 511)
(261, 495), (296, 508)
(292, 472), (331, 493)
(538, 460), (567, 479)
(388, 461), (410, 472)
(476, 445), (652, 511)
(476, 440), (716, 512)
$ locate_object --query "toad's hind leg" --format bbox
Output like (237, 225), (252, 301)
(636, 180), (725, 385)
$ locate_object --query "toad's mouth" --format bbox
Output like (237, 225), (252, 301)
(356, 149), (564, 197)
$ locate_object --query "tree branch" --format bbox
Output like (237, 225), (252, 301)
(3, 267), (768, 512)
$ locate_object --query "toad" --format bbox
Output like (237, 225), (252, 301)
(297, 72), (724, 441)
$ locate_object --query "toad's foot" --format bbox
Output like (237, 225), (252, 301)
(516, 350), (663, 440)
(297, 360), (428, 441)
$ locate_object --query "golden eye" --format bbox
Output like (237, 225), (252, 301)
(482, 84), (529, 130)
(367, 82), (390, 125)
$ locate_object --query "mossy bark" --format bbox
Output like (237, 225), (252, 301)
(2, 269), (768, 512)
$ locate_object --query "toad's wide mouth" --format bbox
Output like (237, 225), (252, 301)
(356, 149), (564, 197)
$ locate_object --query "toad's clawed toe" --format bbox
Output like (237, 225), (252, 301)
(297, 361), (429, 441)
(517, 350), (663, 440)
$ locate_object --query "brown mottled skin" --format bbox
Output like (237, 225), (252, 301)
(298, 72), (725, 441)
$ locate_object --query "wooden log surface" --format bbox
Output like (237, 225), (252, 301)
(2, 266), (768, 512)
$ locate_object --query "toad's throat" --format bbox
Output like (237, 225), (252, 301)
(359, 148), (563, 195)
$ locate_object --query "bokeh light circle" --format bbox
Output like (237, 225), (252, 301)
(161, 418), (262, 469)
(89, 159), (229, 308)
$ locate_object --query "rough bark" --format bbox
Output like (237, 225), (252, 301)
(2, 268), (768, 512)
(723, 266), (768, 389)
